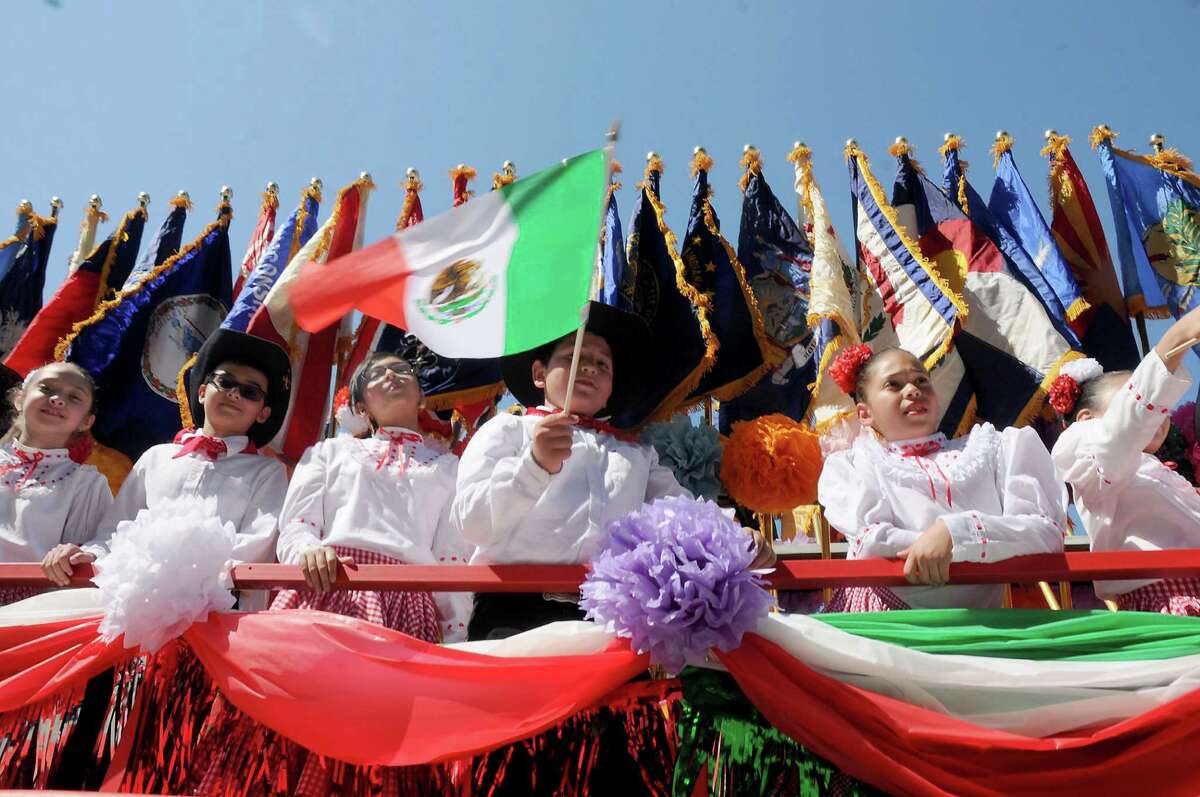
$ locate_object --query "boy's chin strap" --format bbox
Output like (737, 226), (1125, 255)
(526, 407), (638, 442)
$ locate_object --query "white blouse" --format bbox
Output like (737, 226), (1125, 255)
(1052, 351), (1199, 598)
(452, 410), (690, 566)
(0, 439), (112, 563)
(275, 428), (472, 642)
(818, 423), (1067, 609)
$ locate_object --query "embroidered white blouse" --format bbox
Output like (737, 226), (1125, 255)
(0, 440), (112, 563)
(452, 410), (690, 566)
(818, 423), (1067, 609)
(275, 428), (472, 642)
(1052, 351), (1198, 598)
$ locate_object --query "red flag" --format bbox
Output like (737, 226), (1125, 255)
(231, 185), (279, 300)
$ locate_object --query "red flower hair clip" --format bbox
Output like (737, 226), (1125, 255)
(67, 432), (95, 464)
(829, 344), (874, 396)
(1048, 374), (1082, 416)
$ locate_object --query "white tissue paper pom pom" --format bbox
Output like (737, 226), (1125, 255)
(336, 403), (370, 436)
(93, 496), (238, 653)
(1059, 357), (1104, 385)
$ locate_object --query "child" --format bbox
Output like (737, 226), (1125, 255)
(453, 301), (694, 640)
(272, 351), (471, 644)
(1050, 306), (1200, 615)
(817, 344), (1066, 611)
(1, 362), (109, 604)
(81, 329), (290, 610)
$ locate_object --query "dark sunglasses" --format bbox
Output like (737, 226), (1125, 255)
(207, 371), (268, 402)
(364, 361), (416, 382)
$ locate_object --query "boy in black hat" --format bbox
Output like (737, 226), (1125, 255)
(452, 301), (692, 640)
(85, 329), (291, 609)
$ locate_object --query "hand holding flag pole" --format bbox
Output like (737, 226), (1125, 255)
(560, 120), (620, 418)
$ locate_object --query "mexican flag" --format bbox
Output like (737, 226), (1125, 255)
(290, 150), (607, 358)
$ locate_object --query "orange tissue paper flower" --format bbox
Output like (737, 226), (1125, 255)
(720, 413), (824, 514)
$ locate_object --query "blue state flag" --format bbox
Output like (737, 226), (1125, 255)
(1095, 128), (1200, 331)
(718, 161), (814, 434)
(0, 204), (35, 286)
(120, 198), (189, 291)
(0, 213), (57, 359)
(64, 205), (234, 461)
(224, 184), (321, 332)
(600, 187), (627, 309)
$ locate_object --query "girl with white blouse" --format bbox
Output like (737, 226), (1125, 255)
(1051, 305), (1200, 615)
(817, 345), (1066, 611)
(272, 352), (471, 643)
(5, 363), (112, 604)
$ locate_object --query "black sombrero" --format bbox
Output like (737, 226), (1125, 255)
(186, 329), (292, 447)
(500, 301), (650, 426)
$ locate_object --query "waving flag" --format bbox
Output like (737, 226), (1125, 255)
(1041, 132), (1139, 370)
(291, 152), (607, 364)
(121, 195), (189, 291)
(599, 166), (628, 309)
(683, 149), (783, 404)
(62, 201), (234, 462)
(67, 197), (107, 272)
(5, 203), (146, 376)
(847, 142), (972, 436)
(231, 184), (280, 300)
(898, 140), (1080, 427)
(223, 182), (321, 333)
(247, 175), (373, 461)
(0, 202), (35, 286)
(790, 144), (859, 434)
(718, 148), (815, 433)
(0, 211), (57, 359)
(988, 134), (1090, 324)
(1094, 125), (1200, 344)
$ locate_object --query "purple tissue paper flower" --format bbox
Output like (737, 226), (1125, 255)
(580, 495), (773, 672)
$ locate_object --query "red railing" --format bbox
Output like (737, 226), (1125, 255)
(3, 549), (1200, 591)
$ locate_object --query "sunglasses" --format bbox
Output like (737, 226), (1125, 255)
(364, 361), (416, 382)
(207, 372), (268, 403)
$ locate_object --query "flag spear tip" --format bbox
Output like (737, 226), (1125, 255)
(845, 139), (857, 148)
(894, 136), (907, 145)
(138, 192), (150, 208)
(405, 168), (418, 179)
(89, 194), (102, 209)
(743, 143), (757, 153)
(176, 190), (190, 201)
(944, 132), (956, 142)
(1150, 133), (1166, 151)
(793, 140), (803, 149)
(646, 151), (658, 161)
(265, 181), (279, 194)
(17, 199), (31, 212)
(1044, 129), (1058, 140)
(310, 177), (322, 190)
(995, 130), (1010, 141)
(359, 171), (371, 182)
(49, 197), (63, 217)
(219, 186), (233, 201)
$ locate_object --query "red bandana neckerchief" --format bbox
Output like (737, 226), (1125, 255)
(375, 428), (423, 472)
(172, 429), (257, 461)
(525, 407), (638, 443)
(0, 447), (46, 490)
(888, 436), (952, 506)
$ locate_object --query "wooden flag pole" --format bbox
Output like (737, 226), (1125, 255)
(561, 121), (621, 416)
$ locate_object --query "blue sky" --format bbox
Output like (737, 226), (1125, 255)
(5, 0), (1200, 369)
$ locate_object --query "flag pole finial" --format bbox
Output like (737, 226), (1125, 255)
(359, 171), (372, 182)
(17, 199), (32, 213)
(693, 145), (706, 155)
(794, 140), (804, 150)
(502, 161), (515, 175)
(944, 132), (955, 142)
(405, 168), (419, 180)
(310, 177), (323, 192)
(845, 139), (858, 148)
(138, 192), (150, 208)
(894, 136), (907, 146)
(219, 186), (233, 202)
(265, 181), (279, 195)
(1044, 129), (1058, 140)
(89, 194), (102, 210)
(995, 130), (1010, 141)
(1150, 133), (1166, 152)
(176, 190), (190, 202)
(743, 143), (757, 153)
(49, 196), (63, 218)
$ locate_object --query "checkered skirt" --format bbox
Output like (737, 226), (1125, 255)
(1115, 578), (1200, 616)
(269, 545), (442, 642)
(821, 586), (911, 613)
(0, 586), (44, 607)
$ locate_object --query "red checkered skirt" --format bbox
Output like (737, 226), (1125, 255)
(1116, 578), (1200, 616)
(269, 545), (442, 642)
(822, 586), (911, 613)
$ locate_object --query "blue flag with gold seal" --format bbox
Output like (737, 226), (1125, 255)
(718, 152), (814, 434)
(63, 203), (234, 462)
(613, 156), (716, 427)
(1094, 126), (1200, 333)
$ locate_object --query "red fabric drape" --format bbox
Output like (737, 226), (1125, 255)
(0, 617), (127, 711)
(719, 632), (1200, 797)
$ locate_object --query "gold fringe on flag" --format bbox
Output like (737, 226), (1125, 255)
(27, 212), (55, 242)
(395, 171), (423, 231)
(1040, 131), (1073, 204)
(167, 193), (194, 211)
(55, 203), (233, 363)
(0, 201), (33, 253)
(449, 165), (477, 206)
(990, 132), (1014, 169)
(92, 207), (149, 308)
(737, 147), (762, 194)
(888, 137), (925, 176)
(844, 143), (967, 370)
(939, 134), (971, 215)
(633, 156), (718, 423)
(290, 181), (323, 262)
(786, 143), (818, 239)
(1089, 124), (1118, 151)
(1064, 296), (1090, 323)
(690, 150), (785, 403)
(176, 352), (198, 428)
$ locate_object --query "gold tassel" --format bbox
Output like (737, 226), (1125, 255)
(643, 154), (665, 180)
(787, 143), (818, 244)
(939, 135), (971, 215)
(176, 352), (198, 428)
(259, 187), (280, 213)
(395, 172), (424, 231)
(1040, 132), (1073, 205)
(289, 182), (323, 262)
(688, 148), (714, 178)
(846, 146), (968, 369)
(738, 147), (763, 193)
(0, 202), (33, 253)
(167, 194), (194, 211)
(990, 133), (1014, 169)
(55, 208), (232, 363)
(449, 165), (477, 206)
(1092, 126), (1200, 188)
(888, 138), (924, 175)
(1089, 125), (1118, 150)
(27, 213), (55, 242)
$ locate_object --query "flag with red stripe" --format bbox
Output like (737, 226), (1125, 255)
(232, 186), (279, 300)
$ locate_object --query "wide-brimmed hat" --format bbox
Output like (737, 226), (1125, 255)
(500, 301), (650, 427)
(186, 329), (291, 447)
